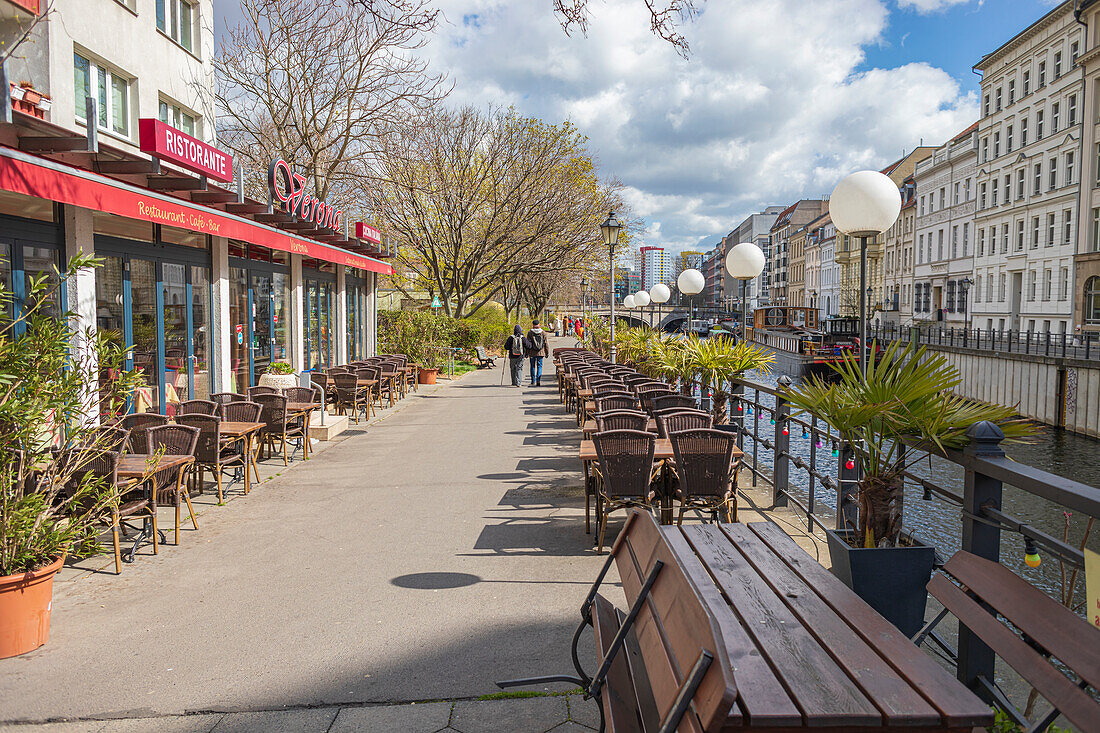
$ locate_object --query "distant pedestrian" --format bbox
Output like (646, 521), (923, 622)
(554, 316), (562, 337)
(526, 320), (550, 386)
(504, 325), (525, 387)
(575, 318), (584, 342)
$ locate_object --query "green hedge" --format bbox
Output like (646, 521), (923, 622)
(378, 309), (529, 367)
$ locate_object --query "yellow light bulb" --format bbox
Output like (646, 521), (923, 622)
(1025, 552), (1041, 568)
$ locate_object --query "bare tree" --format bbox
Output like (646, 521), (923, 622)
(215, 0), (449, 206)
(552, 0), (701, 57)
(0, 1), (54, 65)
(372, 106), (627, 318)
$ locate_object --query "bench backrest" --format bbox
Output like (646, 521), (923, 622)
(475, 346), (488, 359)
(611, 511), (737, 732)
(929, 551), (1100, 732)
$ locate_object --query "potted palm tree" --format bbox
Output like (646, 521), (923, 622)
(0, 256), (142, 657)
(780, 341), (1033, 635)
(680, 334), (774, 424)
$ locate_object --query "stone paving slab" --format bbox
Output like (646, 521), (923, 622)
(330, 702), (452, 732)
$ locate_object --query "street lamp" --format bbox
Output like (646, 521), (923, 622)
(677, 268), (704, 329)
(725, 242), (766, 342)
(600, 211), (622, 362)
(649, 283), (670, 331)
(580, 277), (588, 347)
(623, 294), (636, 309)
(633, 289), (651, 328)
(830, 170), (902, 374)
(960, 277), (973, 341)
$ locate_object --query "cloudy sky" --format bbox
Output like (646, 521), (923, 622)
(213, 0), (1058, 255)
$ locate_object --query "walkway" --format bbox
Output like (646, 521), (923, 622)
(0, 340), (607, 732)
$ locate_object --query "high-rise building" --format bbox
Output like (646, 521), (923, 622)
(636, 246), (672, 290)
(973, 1), (1081, 335)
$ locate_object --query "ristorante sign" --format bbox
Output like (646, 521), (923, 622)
(267, 159), (342, 232)
(138, 119), (232, 183)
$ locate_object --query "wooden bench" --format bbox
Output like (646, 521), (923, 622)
(499, 510), (737, 732)
(917, 550), (1100, 733)
(473, 346), (496, 369)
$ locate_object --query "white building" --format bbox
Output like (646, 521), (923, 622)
(636, 246), (672, 290)
(972, 1), (1081, 335)
(912, 123), (978, 327)
(727, 206), (783, 310)
(818, 218), (840, 318)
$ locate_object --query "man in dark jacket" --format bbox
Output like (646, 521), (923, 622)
(504, 325), (525, 387)
(525, 320), (550, 386)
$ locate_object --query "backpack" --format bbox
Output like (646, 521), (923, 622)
(528, 331), (544, 354)
(507, 335), (524, 357)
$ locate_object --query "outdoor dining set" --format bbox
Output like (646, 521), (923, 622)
(60, 354), (419, 576)
(554, 347), (744, 552)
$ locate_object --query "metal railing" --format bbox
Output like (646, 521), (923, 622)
(871, 323), (1100, 361)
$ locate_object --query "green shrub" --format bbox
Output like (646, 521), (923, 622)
(267, 361), (295, 375)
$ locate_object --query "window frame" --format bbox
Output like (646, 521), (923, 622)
(73, 51), (132, 139)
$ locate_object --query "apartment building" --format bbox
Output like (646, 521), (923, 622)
(912, 124), (977, 327)
(803, 212), (830, 315)
(0, 1), (389, 412)
(726, 206), (783, 310)
(882, 175), (918, 326)
(636, 245), (672, 290)
(768, 200), (828, 305)
(1072, 0), (1100, 334)
(788, 225), (808, 307)
(818, 216), (840, 318)
(973, 1), (1081, 335)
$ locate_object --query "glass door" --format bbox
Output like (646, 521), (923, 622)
(305, 278), (334, 370)
(251, 273), (274, 382)
(130, 258), (160, 413)
(162, 263), (188, 415)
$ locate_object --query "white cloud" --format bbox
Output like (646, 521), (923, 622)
(422, 0), (977, 254)
(896, 0), (972, 13)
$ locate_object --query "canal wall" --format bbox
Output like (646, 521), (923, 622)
(911, 344), (1100, 439)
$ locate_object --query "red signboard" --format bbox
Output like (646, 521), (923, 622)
(0, 151), (391, 275)
(138, 119), (232, 183)
(355, 222), (382, 244)
(5, 0), (40, 14)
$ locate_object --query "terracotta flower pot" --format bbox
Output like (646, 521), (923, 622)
(418, 368), (439, 385)
(0, 556), (64, 658)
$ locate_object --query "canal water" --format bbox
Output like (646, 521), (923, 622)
(735, 370), (1100, 606)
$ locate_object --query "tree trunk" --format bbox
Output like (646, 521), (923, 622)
(712, 390), (729, 425)
(857, 474), (904, 548)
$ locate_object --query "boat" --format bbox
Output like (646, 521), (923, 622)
(745, 306), (865, 380)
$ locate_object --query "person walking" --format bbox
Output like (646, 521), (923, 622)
(525, 319), (550, 387)
(504, 325), (526, 387)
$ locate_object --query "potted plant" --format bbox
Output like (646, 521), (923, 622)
(258, 361), (298, 390)
(680, 333), (775, 424)
(1, 256), (142, 658)
(781, 341), (1034, 636)
(418, 347), (442, 384)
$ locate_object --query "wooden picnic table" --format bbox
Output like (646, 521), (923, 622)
(581, 418), (656, 437)
(649, 519), (994, 730)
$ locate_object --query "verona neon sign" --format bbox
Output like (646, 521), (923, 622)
(267, 159), (342, 231)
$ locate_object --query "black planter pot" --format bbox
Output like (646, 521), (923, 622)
(825, 529), (936, 638)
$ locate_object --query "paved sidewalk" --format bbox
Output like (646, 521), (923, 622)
(0, 340), (607, 730)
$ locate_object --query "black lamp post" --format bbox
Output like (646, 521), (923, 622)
(599, 211), (622, 362)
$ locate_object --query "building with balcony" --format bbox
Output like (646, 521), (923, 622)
(972, 1), (1081, 335)
(1072, 0), (1100, 335)
(727, 206), (783, 310)
(635, 245), (672, 290)
(768, 200), (828, 305)
(912, 124), (977, 327)
(882, 174), (919, 326)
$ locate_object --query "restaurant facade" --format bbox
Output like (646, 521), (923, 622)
(0, 0), (391, 417)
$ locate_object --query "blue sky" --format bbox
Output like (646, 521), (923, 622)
(212, 0), (1063, 253)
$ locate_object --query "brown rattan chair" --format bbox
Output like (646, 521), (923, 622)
(222, 400), (262, 423)
(651, 394), (697, 414)
(211, 392), (247, 415)
(247, 385), (278, 399)
(637, 387), (675, 415)
(177, 414), (246, 504)
(355, 367), (385, 415)
(120, 412), (168, 454)
(311, 372), (336, 411)
(254, 393), (305, 465)
(594, 395), (639, 414)
(145, 423), (200, 546)
(591, 429), (660, 553)
(283, 386), (319, 405)
(668, 428), (740, 524)
(88, 425), (130, 453)
(595, 411), (648, 432)
(333, 373), (370, 422)
(655, 410), (713, 438)
(179, 399), (218, 416)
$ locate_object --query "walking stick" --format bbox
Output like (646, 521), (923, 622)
(500, 352), (507, 386)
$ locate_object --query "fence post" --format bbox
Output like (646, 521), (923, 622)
(836, 441), (860, 531)
(774, 376), (792, 508)
(730, 381), (744, 452)
(958, 420), (1005, 695)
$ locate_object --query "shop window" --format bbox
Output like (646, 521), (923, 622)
(160, 224), (208, 249)
(0, 190), (54, 222)
(93, 212), (153, 242)
(73, 52), (131, 137)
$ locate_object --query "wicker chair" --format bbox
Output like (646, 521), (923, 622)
(248, 385), (279, 399)
(254, 393), (305, 465)
(591, 429), (660, 553)
(283, 386), (319, 405)
(222, 400), (262, 423)
(595, 411), (648, 432)
(179, 399), (218, 416)
(637, 387), (675, 414)
(356, 367), (385, 414)
(652, 394), (697, 414)
(656, 410), (713, 439)
(145, 423), (200, 546)
(333, 373), (370, 422)
(120, 412), (168, 454)
(311, 373), (336, 411)
(177, 414), (244, 504)
(211, 393), (247, 415)
(594, 395), (639, 414)
(87, 425), (130, 453)
(668, 428), (740, 524)
(59, 449), (153, 574)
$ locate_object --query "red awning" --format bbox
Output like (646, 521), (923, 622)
(0, 146), (392, 275)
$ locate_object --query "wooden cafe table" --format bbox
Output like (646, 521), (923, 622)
(581, 418), (656, 438)
(285, 402), (320, 459)
(217, 421), (264, 494)
(117, 453), (194, 560)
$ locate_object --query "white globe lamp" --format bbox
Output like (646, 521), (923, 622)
(649, 283), (670, 304)
(633, 290), (651, 307)
(677, 269), (704, 296)
(725, 242), (766, 280)
(829, 170), (901, 375)
(623, 295), (636, 309)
